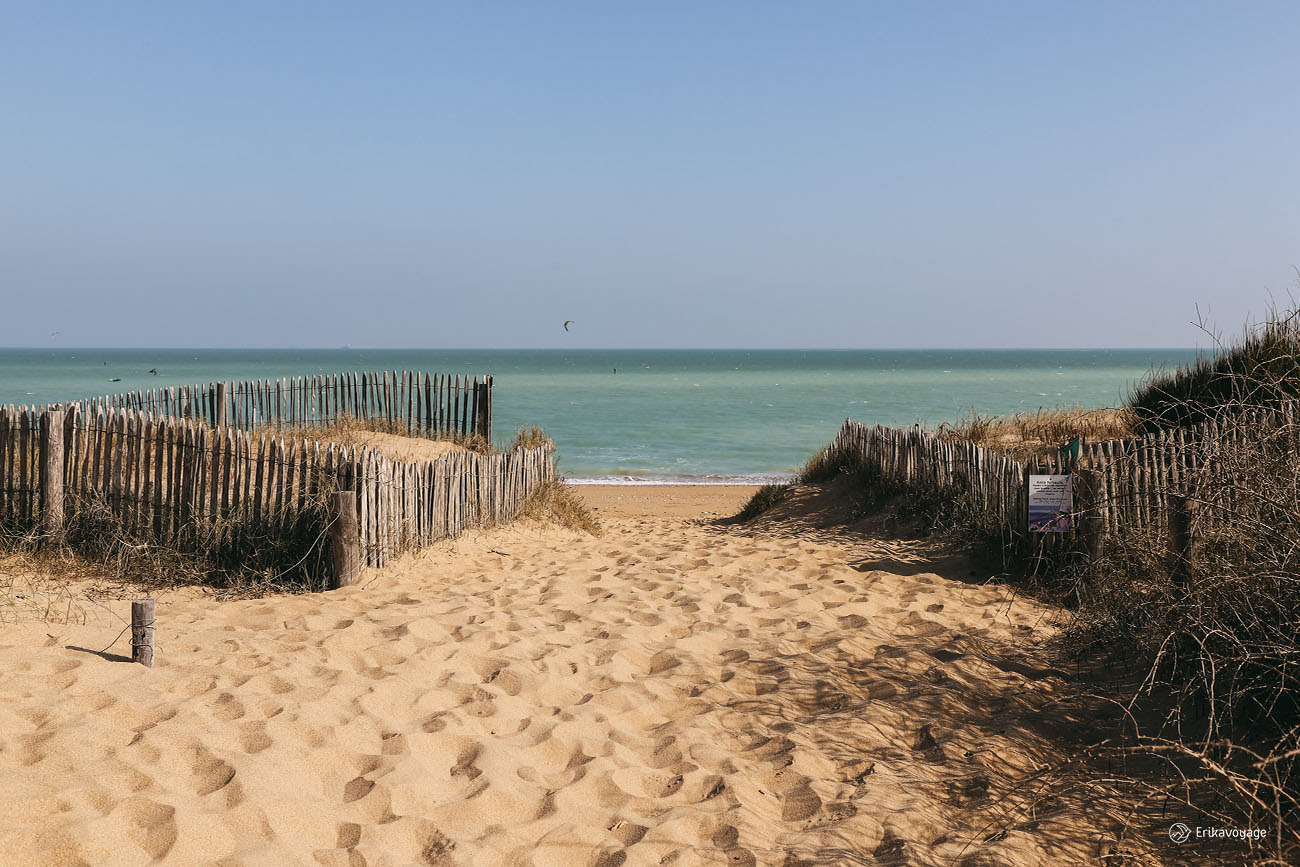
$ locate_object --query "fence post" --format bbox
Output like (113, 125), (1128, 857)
(39, 409), (65, 541)
(1075, 468), (1104, 565)
(475, 379), (491, 441)
(131, 598), (155, 668)
(215, 382), (228, 428)
(1169, 493), (1198, 590)
(328, 490), (361, 590)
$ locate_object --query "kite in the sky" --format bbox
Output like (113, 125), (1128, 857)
(563, 320), (574, 332)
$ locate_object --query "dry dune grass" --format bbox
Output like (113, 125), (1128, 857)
(936, 406), (1135, 461)
(508, 425), (551, 451)
(0, 550), (97, 626)
(516, 478), (602, 536)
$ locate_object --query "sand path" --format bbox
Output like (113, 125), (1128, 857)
(1, 487), (1119, 866)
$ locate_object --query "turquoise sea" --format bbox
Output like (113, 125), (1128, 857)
(0, 349), (1197, 483)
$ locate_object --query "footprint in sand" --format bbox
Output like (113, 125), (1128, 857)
(608, 820), (648, 846)
(860, 680), (898, 700)
(873, 830), (908, 866)
(741, 735), (795, 762)
(342, 776), (375, 803)
(819, 801), (857, 824)
(899, 613), (946, 637)
(482, 667), (524, 696)
(924, 665), (950, 684)
(129, 706), (178, 735)
(948, 772), (992, 806)
(238, 721), (273, 754)
(244, 673), (294, 694)
(449, 744), (483, 781)
(83, 690), (116, 712)
(913, 724), (947, 763)
(458, 691), (497, 719)
(711, 823), (740, 848)
(646, 736), (683, 769)
(928, 647), (965, 663)
(608, 767), (689, 799)
(189, 746), (237, 797)
(207, 692), (245, 722)
(780, 782), (822, 821)
(591, 851), (627, 867)
(110, 796), (179, 861)
(736, 676), (780, 697)
(336, 821), (362, 848)
(699, 775), (728, 801)
(648, 651), (680, 674)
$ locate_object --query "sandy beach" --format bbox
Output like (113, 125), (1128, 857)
(0, 484), (1130, 866)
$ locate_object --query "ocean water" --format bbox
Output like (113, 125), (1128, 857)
(0, 349), (1197, 483)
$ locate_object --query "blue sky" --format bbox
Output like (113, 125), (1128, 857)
(2, 2), (1297, 348)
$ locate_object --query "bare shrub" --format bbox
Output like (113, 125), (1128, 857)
(1060, 306), (1300, 862)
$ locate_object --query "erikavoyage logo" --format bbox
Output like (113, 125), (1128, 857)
(1168, 822), (1266, 843)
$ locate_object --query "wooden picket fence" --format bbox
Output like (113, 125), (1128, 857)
(824, 404), (1300, 544)
(0, 403), (553, 573)
(824, 421), (1029, 535)
(73, 369), (493, 442)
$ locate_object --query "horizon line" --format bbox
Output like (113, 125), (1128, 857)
(2, 345), (1202, 352)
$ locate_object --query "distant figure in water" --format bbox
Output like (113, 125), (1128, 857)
(149, 368), (157, 375)
(109, 378), (121, 382)
(613, 368), (616, 374)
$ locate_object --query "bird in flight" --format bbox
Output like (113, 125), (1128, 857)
(563, 320), (574, 332)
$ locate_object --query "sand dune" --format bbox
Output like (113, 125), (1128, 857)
(0, 486), (1139, 866)
(295, 429), (466, 464)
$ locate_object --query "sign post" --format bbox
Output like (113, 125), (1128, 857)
(1028, 474), (1073, 533)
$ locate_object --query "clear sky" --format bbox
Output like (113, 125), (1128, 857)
(2, 2), (1297, 349)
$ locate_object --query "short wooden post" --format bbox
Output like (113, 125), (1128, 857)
(328, 490), (361, 590)
(1169, 493), (1198, 590)
(215, 382), (228, 428)
(131, 598), (155, 667)
(39, 409), (65, 541)
(1075, 468), (1104, 565)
